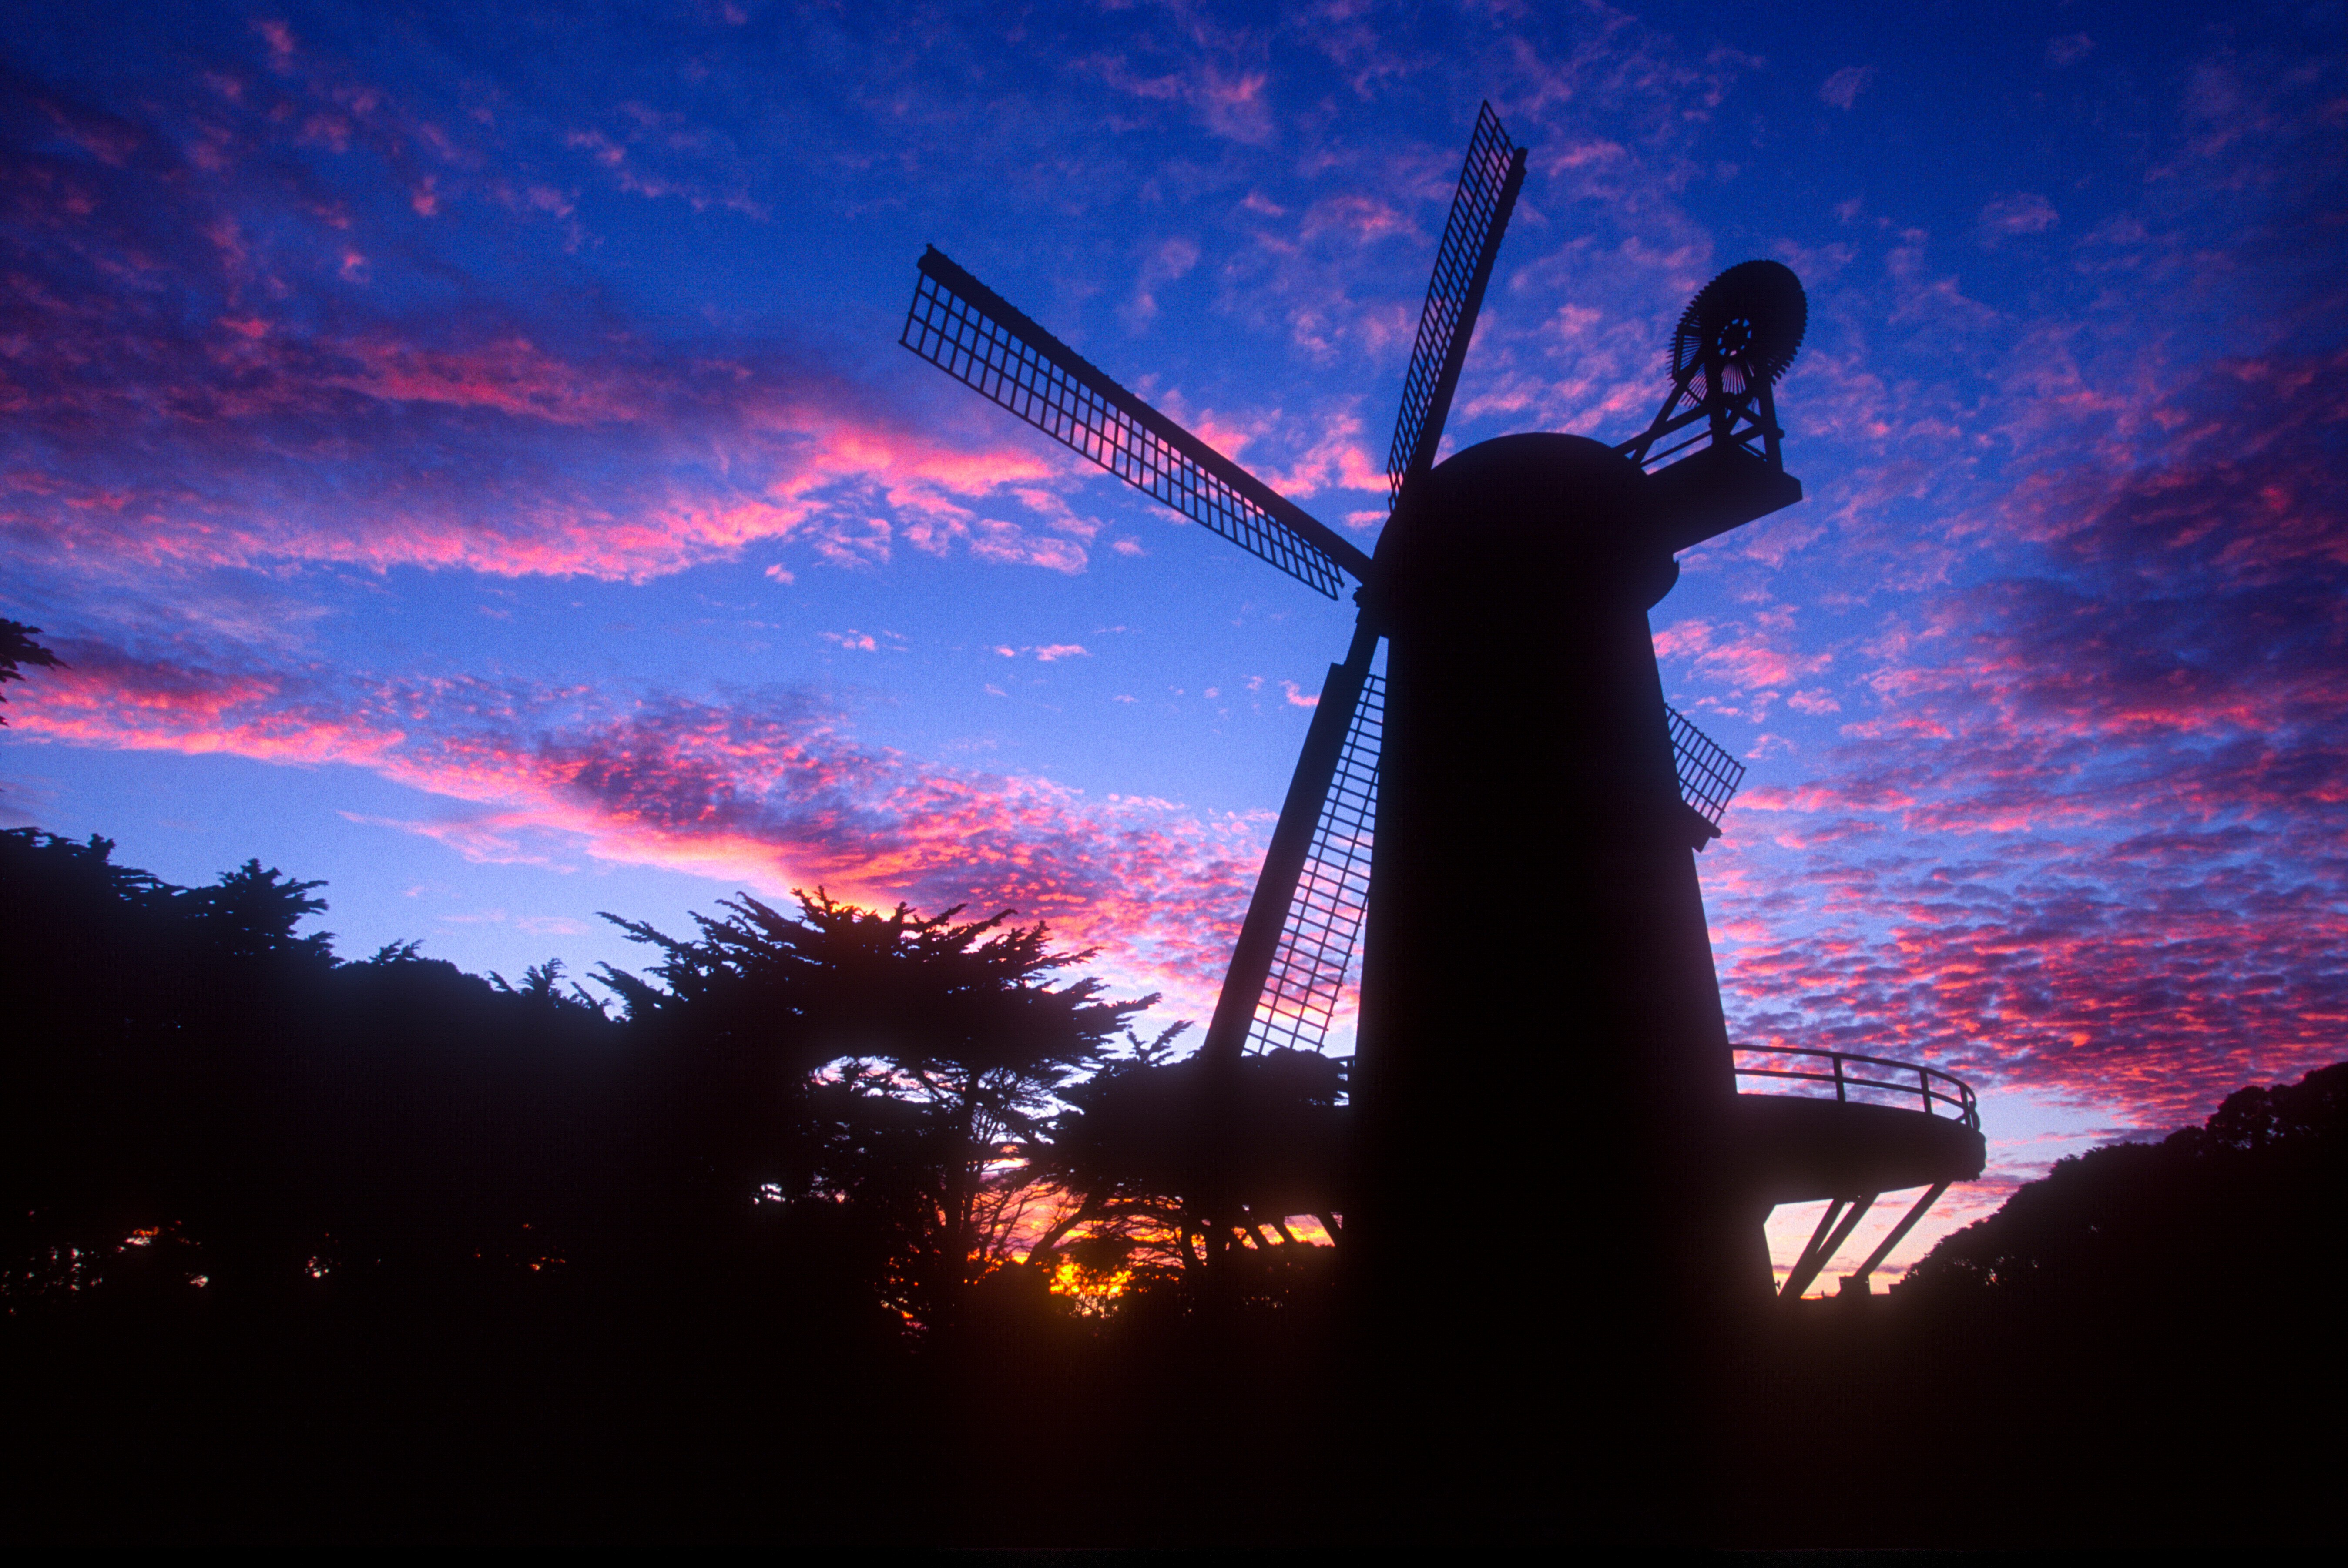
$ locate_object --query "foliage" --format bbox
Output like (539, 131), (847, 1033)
(1034, 1039), (1348, 1281)
(598, 890), (1155, 1323)
(1900, 1060), (2348, 1310)
(0, 618), (62, 725)
(0, 826), (626, 1309)
(0, 818), (1355, 1333)
(3, 829), (1189, 1330)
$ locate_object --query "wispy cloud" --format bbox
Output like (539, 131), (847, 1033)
(1819, 66), (1875, 110)
(9, 647), (1267, 1012)
(1707, 342), (2348, 1129)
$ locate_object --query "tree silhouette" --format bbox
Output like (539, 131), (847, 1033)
(0, 618), (62, 725)
(1, 829), (175, 1297)
(1037, 1042), (1348, 1290)
(0, 826), (631, 1308)
(598, 890), (1153, 1323)
(176, 858), (334, 968)
(1900, 1060), (2347, 1311)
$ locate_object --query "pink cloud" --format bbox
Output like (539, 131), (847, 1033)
(8, 647), (1269, 1015)
(0, 279), (1111, 586)
(1979, 193), (2059, 237)
(0, 48), (1159, 593)
(1300, 193), (1414, 246)
(1820, 66), (1874, 111)
(1657, 617), (1833, 697)
(1705, 347), (2348, 1131)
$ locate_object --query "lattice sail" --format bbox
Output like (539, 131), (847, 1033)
(1247, 674), (1385, 1055)
(1387, 103), (1523, 503)
(901, 247), (1366, 598)
(1667, 704), (1745, 826)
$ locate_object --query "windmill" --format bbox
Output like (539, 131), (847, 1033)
(897, 104), (1815, 1320)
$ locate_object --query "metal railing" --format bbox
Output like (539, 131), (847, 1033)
(1732, 1045), (1978, 1131)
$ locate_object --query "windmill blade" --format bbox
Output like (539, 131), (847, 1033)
(1386, 103), (1529, 505)
(902, 246), (1372, 596)
(1198, 619), (1380, 1066)
(1668, 704), (1746, 847)
(1247, 668), (1382, 1055)
(1667, 705), (1745, 825)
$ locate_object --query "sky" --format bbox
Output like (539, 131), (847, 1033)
(3, 0), (2344, 1287)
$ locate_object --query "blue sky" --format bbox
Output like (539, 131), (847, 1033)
(5, 1), (2344, 1280)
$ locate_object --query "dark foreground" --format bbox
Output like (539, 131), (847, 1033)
(3, 824), (2339, 1545)
(5, 1266), (2339, 1548)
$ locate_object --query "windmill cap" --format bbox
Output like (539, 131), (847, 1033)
(1375, 433), (1675, 628)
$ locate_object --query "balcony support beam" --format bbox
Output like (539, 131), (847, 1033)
(1843, 1181), (1952, 1293)
(1781, 1191), (1877, 1301)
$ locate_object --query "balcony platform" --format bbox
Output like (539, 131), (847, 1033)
(1729, 1047), (1986, 1299)
(1735, 1092), (1985, 1206)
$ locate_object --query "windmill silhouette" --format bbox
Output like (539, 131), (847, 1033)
(894, 104), (1958, 1324)
(898, 103), (1992, 1528)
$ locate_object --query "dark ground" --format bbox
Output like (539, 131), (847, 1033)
(5, 1270), (2339, 1547)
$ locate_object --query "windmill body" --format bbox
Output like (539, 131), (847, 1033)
(1355, 433), (1761, 1336)
(1345, 437), (1788, 1529)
